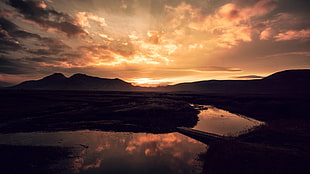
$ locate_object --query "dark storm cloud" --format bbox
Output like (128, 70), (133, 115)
(0, 30), (22, 53)
(0, 17), (41, 39)
(26, 56), (66, 64)
(7, 0), (86, 37)
(12, 30), (41, 39)
(0, 17), (23, 53)
(0, 17), (18, 31)
(0, 55), (33, 74)
(28, 37), (71, 55)
(277, 0), (310, 15)
(0, 17), (70, 55)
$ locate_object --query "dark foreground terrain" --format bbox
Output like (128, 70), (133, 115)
(182, 93), (310, 174)
(0, 90), (198, 133)
(0, 90), (309, 174)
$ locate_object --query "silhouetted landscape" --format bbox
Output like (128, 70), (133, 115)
(162, 69), (310, 94)
(9, 69), (310, 95)
(1, 69), (310, 173)
(1, 0), (309, 173)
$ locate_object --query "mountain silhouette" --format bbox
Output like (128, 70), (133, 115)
(11, 73), (136, 91)
(9, 69), (310, 93)
(161, 69), (310, 94)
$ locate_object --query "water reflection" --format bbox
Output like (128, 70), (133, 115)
(193, 105), (264, 136)
(0, 130), (206, 174)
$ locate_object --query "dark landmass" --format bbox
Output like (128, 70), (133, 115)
(0, 144), (77, 174)
(0, 90), (198, 133)
(173, 93), (310, 174)
(10, 73), (141, 91)
(1, 69), (310, 174)
(0, 90), (309, 173)
(8, 69), (310, 94)
(161, 69), (310, 94)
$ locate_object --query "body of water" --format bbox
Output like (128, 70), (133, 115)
(0, 105), (264, 173)
(0, 130), (206, 174)
(193, 105), (264, 137)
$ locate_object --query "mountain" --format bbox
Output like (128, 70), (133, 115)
(11, 73), (137, 91)
(161, 69), (310, 94)
(8, 69), (310, 93)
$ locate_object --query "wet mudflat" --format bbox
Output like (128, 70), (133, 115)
(184, 93), (310, 174)
(0, 90), (309, 174)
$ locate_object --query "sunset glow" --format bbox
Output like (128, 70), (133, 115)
(0, 0), (309, 86)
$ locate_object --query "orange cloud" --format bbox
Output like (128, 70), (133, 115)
(37, 1), (47, 9)
(164, 0), (277, 49)
(146, 31), (161, 44)
(83, 159), (102, 170)
(75, 12), (107, 28)
(260, 27), (274, 40)
(250, 0), (278, 16)
(274, 29), (310, 41)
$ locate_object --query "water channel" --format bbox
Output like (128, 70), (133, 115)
(0, 105), (263, 173)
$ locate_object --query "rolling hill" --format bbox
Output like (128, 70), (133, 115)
(9, 69), (310, 94)
(161, 69), (310, 94)
(11, 73), (137, 91)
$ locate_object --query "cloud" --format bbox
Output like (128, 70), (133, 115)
(0, 73), (30, 85)
(260, 27), (274, 40)
(274, 29), (310, 41)
(0, 29), (22, 53)
(0, 17), (34, 53)
(259, 51), (310, 59)
(27, 37), (71, 55)
(213, 0), (277, 45)
(164, 0), (278, 49)
(78, 39), (135, 64)
(234, 75), (264, 79)
(146, 31), (161, 45)
(257, 12), (310, 42)
(194, 66), (242, 72)
(75, 12), (107, 28)
(7, 0), (86, 37)
(0, 16), (71, 56)
(0, 55), (33, 74)
(78, 45), (117, 65)
(0, 17), (41, 39)
(250, 0), (278, 16)
(82, 159), (102, 170)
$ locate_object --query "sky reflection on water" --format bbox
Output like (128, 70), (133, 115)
(193, 105), (264, 136)
(0, 105), (264, 173)
(0, 130), (206, 174)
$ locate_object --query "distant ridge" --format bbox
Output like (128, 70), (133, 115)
(9, 69), (310, 93)
(161, 69), (310, 94)
(11, 73), (137, 91)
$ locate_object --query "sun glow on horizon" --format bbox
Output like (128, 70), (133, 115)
(0, 0), (309, 84)
(130, 78), (172, 87)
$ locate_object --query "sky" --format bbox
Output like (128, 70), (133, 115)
(0, 0), (309, 86)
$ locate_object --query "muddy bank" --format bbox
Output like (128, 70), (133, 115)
(179, 93), (310, 174)
(1, 90), (309, 174)
(0, 144), (78, 174)
(0, 90), (198, 133)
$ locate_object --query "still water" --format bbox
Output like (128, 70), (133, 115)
(0, 105), (263, 173)
(193, 105), (264, 136)
(0, 131), (206, 174)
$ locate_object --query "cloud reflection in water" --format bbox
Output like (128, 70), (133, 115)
(0, 130), (207, 174)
